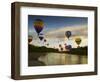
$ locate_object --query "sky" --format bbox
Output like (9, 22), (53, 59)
(28, 15), (88, 49)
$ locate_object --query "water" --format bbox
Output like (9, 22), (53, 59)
(38, 53), (87, 66)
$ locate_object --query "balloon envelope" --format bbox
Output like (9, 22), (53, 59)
(39, 36), (44, 41)
(75, 38), (82, 45)
(65, 45), (72, 49)
(60, 47), (63, 51)
(65, 31), (72, 39)
(44, 39), (47, 42)
(46, 43), (49, 46)
(28, 35), (33, 43)
(38, 33), (44, 41)
(34, 19), (44, 34)
(59, 44), (62, 47)
(64, 43), (67, 46)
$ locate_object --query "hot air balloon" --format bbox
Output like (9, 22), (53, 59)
(59, 44), (62, 48)
(75, 38), (82, 47)
(28, 35), (33, 43)
(44, 39), (47, 42)
(34, 19), (44, 35)
(65, 31), (72, 39)
(46, 43), (49, 46)
(64, 43), (67, 46)
(38, 33), (44, 41)
(60, 47), (63, 51)
(65, 45), (72, 51)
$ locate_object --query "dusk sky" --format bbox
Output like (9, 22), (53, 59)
(28, 15), (88, 49)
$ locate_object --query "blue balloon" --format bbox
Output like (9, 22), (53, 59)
(65, 31), (72, 39)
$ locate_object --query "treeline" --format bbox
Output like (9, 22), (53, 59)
(67, 46), (87, 55)
(29, 44), (87, 55)
(28, 44), (58, 52)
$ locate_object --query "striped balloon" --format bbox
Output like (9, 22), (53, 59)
(34, 19), (44, 34)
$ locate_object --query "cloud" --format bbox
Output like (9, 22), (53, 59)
(45, 24), (87, 39)
(29, 24), (88, 48)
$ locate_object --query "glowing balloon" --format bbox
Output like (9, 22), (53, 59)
(75, 38), (82, 45)
(34, 19), (44, 34)
(65, 31), (72, 39)
(28, 35), (33, 43)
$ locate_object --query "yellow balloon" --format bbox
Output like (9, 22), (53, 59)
(75, 38), (82, 45)
(34, 21), (44, 27)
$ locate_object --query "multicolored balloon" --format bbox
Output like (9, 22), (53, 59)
(75, 38), (82, 46)
(65, 31), (72, 39)
(34, 19), (44, 34)
(65, 45), (72, 50)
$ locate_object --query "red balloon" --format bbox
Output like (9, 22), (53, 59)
(28, 36), (33, 43)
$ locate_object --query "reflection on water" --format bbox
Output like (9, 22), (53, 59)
(38, 53), (87, 65)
